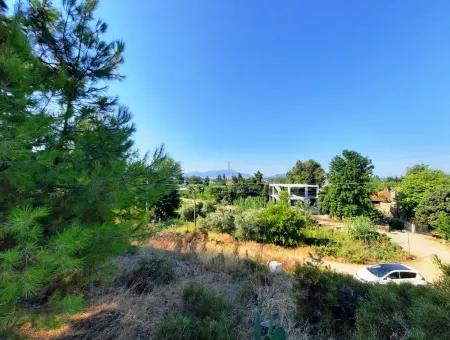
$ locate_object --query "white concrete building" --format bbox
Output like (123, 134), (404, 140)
(268, 183), (319, 205)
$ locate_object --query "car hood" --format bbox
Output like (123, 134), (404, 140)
(355, 268), (378, 282)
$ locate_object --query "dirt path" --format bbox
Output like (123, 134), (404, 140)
(384, 231), (450, 282)
(313, 215), (450, 281)
(322, 230), (450, 282)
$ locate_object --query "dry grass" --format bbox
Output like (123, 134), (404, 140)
(19, 245), (312, 339)
(150, 228), (312, 272)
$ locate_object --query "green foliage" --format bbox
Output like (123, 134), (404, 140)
(0, 206), (129, 329)
(198, 211), (236, 234)
(369, 176), (402, 192)
(286, 159), (326, 186)
(433, 255), (450, 295)
(415, 185), (450, 238)
(253, 300), (287, 340)
(388, 217), (405, 230)
(124, 254), (175, 294)
(293, 265), (368, 337)
(155, 282), (233, 340)
(235, 205), (311, 247)
(234, 209), (264, 241)
(209, 183), (266, 205)
(0, 1), (180, 332)
(354, 284), (450, 340)
(235, 196), (267, 210)
(304, 224), (407, 264)
(344, 216), (380, 243)
(257, 205), (308, 246)
(154, 315), (232, 340)
(179, 200), (216, 221)
(277, 190), (289, 207)
(320, 150), (376, 218)
(397, 164), (450, 217)
(434, 212), (450, 240)
(182, 282), (231, 320)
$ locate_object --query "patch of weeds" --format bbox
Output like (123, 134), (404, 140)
(182, 282), (231, 320)
(124, 254), (175, 294)
(154, 315), (232, 340)
(155, 282), (234, 340)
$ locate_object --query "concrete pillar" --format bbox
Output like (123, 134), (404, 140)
(305, 187), (308, 198)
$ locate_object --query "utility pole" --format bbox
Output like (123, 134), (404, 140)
(193, 186), (197, 230)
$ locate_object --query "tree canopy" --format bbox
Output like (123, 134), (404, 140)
(286, 159), (326, 185)
(0, 0), (180, 330)
(319, 150), (376, 219)
(397, 164), (450, 217)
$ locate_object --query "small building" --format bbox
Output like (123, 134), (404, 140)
(370, 189), (396, 217)
(268, 183), (319, 205)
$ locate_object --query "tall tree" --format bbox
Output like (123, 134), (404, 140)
(397, 164), (450, 217)
(320, 150), (375, 218)
(286, 159), (326, 185)
(416, 185), (450, 239)
(0, 0), (180, 330)
(254, 170), (263, 183)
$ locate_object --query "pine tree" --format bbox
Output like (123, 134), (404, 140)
(0, 0), (181, 332)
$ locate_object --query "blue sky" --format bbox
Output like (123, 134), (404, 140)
(20, 0), (450, 176)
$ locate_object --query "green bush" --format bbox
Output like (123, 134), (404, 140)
(179, 200), (217, 221)
(435, 212), (450, 240)
(182, 282), (231, 320)
(235, 196), (267, 210)
(179, 201), (204, 221)
(355, 284), (450, 340)
(312, 232), (406, 264)
(293, 265), (368, 337)
(234, 209), (263, 241)
(124, 254), (175, 293)
(345, 216), (380, 243)
(154, 282), (233, 340)
(198, 211), (235, 234)
(235, 205), (311, 247)
(258, 204), (310, 246)
(154, 315), (232, 340)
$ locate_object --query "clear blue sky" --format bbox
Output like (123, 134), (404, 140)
(81, 1), (450, 175)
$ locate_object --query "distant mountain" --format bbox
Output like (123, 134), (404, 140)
(266, 173), (286, 179)
(184, 169), (252, 179)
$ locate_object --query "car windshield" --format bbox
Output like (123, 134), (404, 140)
(367, 264), (409, 278)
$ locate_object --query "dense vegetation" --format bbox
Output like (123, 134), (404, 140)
(286, 159), (326, 186)
(0, 0), (180, 333)
(320, 150), (378, 219)
(304, 217), (409, 263)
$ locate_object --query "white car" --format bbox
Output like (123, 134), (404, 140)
(354, 263), (427, 285)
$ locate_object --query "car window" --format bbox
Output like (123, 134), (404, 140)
(400, 272), (416, 279)
(387, 272), (400, 279)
